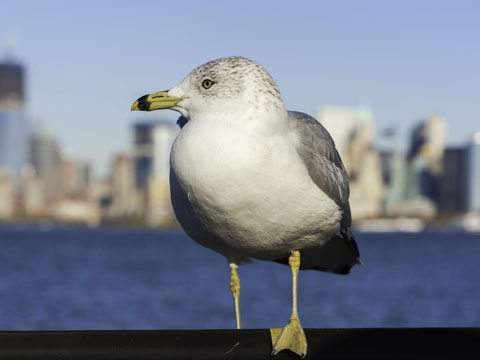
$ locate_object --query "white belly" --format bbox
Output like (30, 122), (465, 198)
(170, 120), (342, 263)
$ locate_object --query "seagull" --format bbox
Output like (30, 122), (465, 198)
(131, 56), (361, 358)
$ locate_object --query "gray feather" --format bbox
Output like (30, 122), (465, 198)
(272, 111), (361, 273)
(288, 111), (352, 227)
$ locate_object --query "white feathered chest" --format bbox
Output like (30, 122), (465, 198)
(169, 118), (341, 261)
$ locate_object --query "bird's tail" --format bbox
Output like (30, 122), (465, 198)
(340, 227), (363, 265)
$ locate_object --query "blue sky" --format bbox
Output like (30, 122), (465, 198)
(1, 0), (479, 175)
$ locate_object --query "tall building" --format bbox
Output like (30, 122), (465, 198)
(407, 116), (446, 175)
(466, 132), (480, 212)
(109, 154), (137, 218)
(30, 129), (62, 202)
(53, 158), (99, 226)
(0, 59), (24, 110)
(438, 147), (467, 214)
(0, 166), (14, 218)
(406, 116), (446, 207)
(0, 57), (29, 185)
(60, 158), (91, 200)
(133, 119), (178, 225)
(379, 150), (395, 186)
(0, 110), (30, 183)
(383, 154), (437, 218)
(384, 116), (446, 219)
(133, 120), (178, 188)
(21, 165), (45, 217)
(316, 106), (384, 219)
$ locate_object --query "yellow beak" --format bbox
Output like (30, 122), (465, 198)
(131, 91), (182, 111)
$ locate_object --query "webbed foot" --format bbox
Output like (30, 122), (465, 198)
(270, 316), (307, 358)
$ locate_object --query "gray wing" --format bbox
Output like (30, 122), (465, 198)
(278, 111), (361, 274)
(288, 110), (351, 227)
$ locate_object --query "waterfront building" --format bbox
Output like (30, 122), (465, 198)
(133, 120), (178, 225)
(133, 120), (178, 187)
(21, 165), (46, 217)
(407, 116), (446, 175)
(59, 157), (91, 201)
(0, 166), (14, 219)
(109, 153), (137, 218)
(438, 147), (468, 214)
(466, 132), (480, 212)
(382, 115), (446, 219)
(0, 58), (29, 186)
(383, 115), (447, 219)
(0, 110), (30, 184)
(406, 116), (446, 206)
(383, 155), (436, 218)
(30, 128), (62, 202)
(379, 150), (395, 186)
(51, 200), (100, 227)
(0, 58), (24, 110)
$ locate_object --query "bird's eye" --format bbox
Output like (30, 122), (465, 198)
(202, 79), (215, 89)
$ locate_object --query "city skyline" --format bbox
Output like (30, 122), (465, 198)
(1, 54), (479, 226)
(1, 0), (479, 175)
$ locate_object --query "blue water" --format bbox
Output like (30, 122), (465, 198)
(0, 225), (479, 330)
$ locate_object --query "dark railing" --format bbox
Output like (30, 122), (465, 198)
(0, 328), (479, 360)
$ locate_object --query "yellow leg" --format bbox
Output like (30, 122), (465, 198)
(271, 250), (307, 358)
(229, 263), (242, 329)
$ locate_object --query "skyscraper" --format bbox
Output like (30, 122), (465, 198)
(384, 116), (446, 219)
(0, 57), (30, 185)
(406, 116), (446, 207)
(466, 133), (480, 212)
(30, 129), (62, 201)
(0, 59), (24, 110)
(407, 116), (446, 175)
(0, 166), (14, 218)
(109, 154), (137, 218)
(438, 147), (467, 213)
(133, 119), (178, 225)
(0, 109), (29, 184)
(133, 120), (178, 189)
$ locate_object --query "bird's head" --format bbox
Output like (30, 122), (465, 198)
(131, 56), (286, 124)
